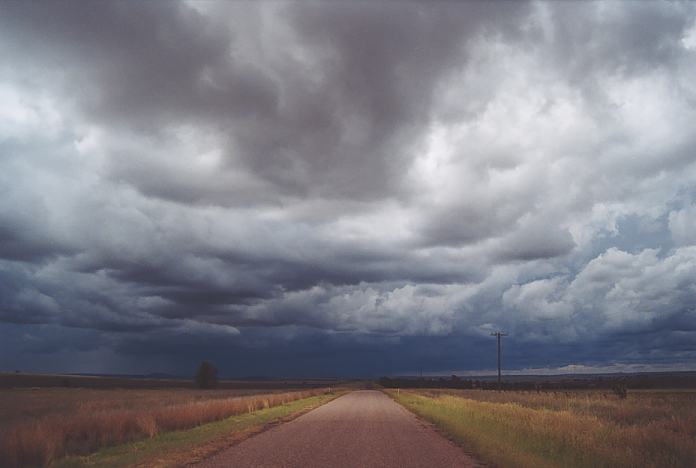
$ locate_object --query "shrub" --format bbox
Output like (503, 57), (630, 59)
(612, 384), (628, 400)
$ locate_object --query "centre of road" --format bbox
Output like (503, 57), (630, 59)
(196, 390), (480, 468)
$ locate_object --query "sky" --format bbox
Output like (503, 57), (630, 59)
(1, 1), (696, 378)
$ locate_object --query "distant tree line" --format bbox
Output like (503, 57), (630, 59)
(379, 372), (696, 391)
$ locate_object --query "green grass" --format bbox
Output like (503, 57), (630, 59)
(55, 393), (338, 468)
(388, 389), (696, 468)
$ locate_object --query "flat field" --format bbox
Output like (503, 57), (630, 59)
(388, 388), (696, 468)
(0, 386), (333, 467)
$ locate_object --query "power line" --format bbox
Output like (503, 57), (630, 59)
(490, 331), (508, 390)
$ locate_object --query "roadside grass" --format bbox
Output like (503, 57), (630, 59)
(388, 389), (696, 468)
(0, 388), (335, 467)
(54, 392), (338, 468)
(0, 387), (298, 429)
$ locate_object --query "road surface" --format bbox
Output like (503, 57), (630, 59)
(197, 390), (480, 468)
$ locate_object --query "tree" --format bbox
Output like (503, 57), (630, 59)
(195, 361), (219, 389)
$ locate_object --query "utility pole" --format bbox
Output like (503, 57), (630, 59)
(490, 331), (508, 390)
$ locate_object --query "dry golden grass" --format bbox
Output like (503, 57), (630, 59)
(0, 387), (331, 467)
(390, 389), (696, 468)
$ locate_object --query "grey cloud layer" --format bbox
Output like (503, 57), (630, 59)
(1, 1), (696, 373)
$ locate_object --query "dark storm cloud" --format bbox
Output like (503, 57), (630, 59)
(494, 222), (576, 262)
(0, 218), (74, 262)
(1, 1), (696, 376)
(0, 1), (261, 123)
(0, 0), (534, 203)
(545, 1), (695, 79)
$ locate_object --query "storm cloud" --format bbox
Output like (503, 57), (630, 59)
(1, 1), (696, 376)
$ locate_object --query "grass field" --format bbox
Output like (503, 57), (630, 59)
(55, 392), (339, 467)
(0, 386), (335, 467)
(388, 388), (696, 468)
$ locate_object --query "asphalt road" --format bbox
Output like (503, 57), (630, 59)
(196, 390), (480, 468)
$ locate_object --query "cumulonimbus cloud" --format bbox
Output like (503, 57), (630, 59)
(1, 1), (696, 374)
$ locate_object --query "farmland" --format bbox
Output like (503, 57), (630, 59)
(388, 388), (696, 468)
(4, 374), (695, 468)
(0, 383), (337, 467)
